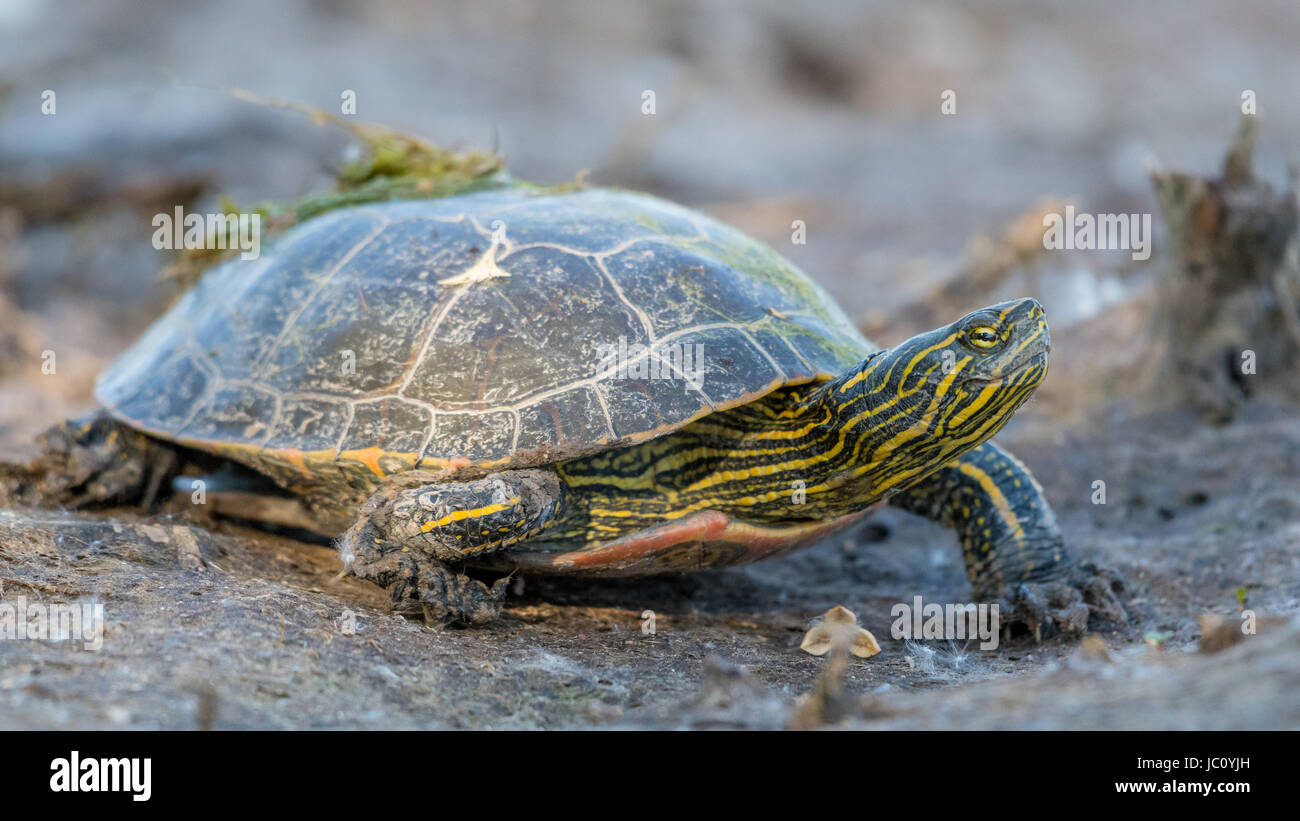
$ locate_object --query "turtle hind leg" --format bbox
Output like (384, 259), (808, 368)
(890, 441), (1125, 638)
(10, 410), (179, 509)
(339, 468), (566, 626)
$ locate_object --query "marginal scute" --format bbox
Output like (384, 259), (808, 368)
(264, 397), (352, 452)
(515, 387), (609, 454)
(680, 326), (787, 401)
(427, 409), (518, 465)
(341, 398), (432, 460)
(109, 353), (210, 438)
(595, 377), (707, 441)
(181, 386), (278, 445)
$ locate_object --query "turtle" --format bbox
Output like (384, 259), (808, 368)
(24, 186), (1123, 632)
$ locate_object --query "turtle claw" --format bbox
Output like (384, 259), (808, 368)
(343, 521), (508, 626)
(1002, 562), (1127, 640)
(420, 572), (510, 627)
(341, 485), (514, 626)
(1012, 581), (1089, 640)
(1076, 561), (1127, 623)
(355, 548), (509, 626)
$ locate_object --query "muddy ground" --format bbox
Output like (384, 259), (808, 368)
(1, 397), (1296, 730)
(1, 0), (1298, 729)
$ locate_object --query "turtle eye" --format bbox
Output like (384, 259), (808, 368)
(965, 325), (1001, 349)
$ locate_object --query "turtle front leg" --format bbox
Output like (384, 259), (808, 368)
(339, 469), (566, 625)
(6, 410), (179, 509)
(890, 441), (1125, 638)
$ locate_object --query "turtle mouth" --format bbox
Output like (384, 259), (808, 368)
(884, 350), (1048, 431)
(927, 351), (1048, 431)
(959, 349), (1049, 388)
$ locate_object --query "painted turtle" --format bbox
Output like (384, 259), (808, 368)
(35, 187), (1122, 630)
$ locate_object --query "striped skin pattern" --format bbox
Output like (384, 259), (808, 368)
(891, 440), (1066, 598)
(548, 298), (1049, 542)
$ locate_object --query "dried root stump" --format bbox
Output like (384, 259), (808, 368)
(1148, 115), (1300, 423)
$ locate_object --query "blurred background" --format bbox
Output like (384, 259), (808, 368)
(1, 0), (1299, 730)
(3, 0), (1299, 335)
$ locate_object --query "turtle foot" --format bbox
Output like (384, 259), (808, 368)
(417, 567), (510, 627)
(339, 496), (510, 627)
(998, 561), (1127, 641)
(13, 410), (178, 509)
(354, 548), (509, 627)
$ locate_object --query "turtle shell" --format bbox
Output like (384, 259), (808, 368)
(97, 187), (873, 494)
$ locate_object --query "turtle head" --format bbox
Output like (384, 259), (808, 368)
(832, 298), (1050, 493)
(913, 296), (1051, 402)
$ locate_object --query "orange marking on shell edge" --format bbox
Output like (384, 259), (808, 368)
(278, 448), (307, 470)
(337, 446), (414, 477)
